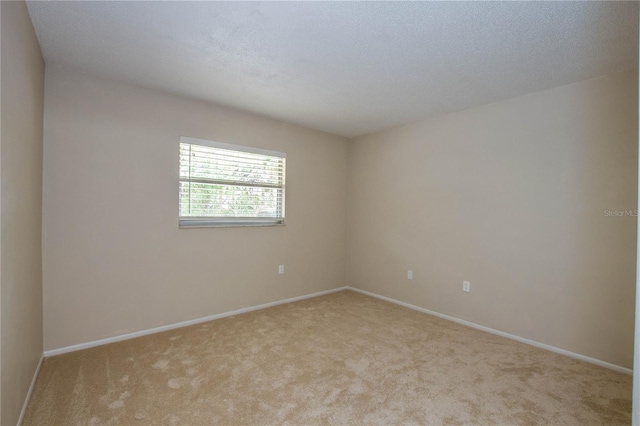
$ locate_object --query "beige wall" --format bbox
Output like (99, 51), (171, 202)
(1, 1), (45, 424)
(42, 67), (349, 351)
(41, 58), (637, 369)
(348, 69), (638, 368)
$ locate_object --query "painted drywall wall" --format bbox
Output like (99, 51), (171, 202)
(42, 67), (349, 351)
(633, 59), (640, 423)
(1, 1), (45, 424)
(348, 69), (638, 368)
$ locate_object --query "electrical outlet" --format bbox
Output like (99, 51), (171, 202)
(278, 265), (285, 274)
(463, 280), (471, 292)
(407, 270), (413, 280)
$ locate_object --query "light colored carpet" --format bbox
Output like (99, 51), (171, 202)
(23, 290), (631, 425)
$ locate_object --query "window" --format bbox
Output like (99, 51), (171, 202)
(179, 137), (286, 227)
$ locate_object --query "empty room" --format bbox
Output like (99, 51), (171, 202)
(2, 0), (639, 425)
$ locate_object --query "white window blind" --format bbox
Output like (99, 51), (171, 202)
(179, 137), (286, 227)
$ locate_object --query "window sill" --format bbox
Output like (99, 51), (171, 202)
(179, 218), (285, 228)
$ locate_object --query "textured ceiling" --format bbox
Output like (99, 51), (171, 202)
(26, 1), (638, 138)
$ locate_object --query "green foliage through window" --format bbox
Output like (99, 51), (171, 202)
(179, 138), (286, 227)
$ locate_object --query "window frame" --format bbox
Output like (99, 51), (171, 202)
(178, 136), (286, 228)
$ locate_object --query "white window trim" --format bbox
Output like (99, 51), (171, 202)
(179, 136), (286, 228)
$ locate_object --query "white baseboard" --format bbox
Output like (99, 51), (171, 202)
(44, 286), (348, 358)
(347, 286), (633, 375)
(43, 285), (632, 376)
(17, 353), (44, 426)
